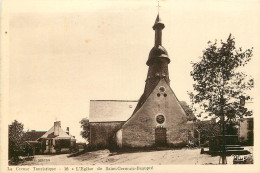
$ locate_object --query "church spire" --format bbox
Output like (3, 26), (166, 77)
(131, 7), (171, 115)
(142, 12), (171, 98)
(153, 0), (164, 46)
(153, 14), (165, 46)
(146, 13), (170, 66)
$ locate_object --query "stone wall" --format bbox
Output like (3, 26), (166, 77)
(90, 121), (125, 149)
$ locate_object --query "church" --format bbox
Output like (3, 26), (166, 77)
(89, 14), (196, 149)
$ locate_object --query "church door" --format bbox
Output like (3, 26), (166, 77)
(155, 127), (167, 146)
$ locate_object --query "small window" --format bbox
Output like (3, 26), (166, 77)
(164, 93), (167, 97)
(157, 93), (161, 97)
(159, 86), (166, 92)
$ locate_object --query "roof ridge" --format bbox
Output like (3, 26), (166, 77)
(90, 100), (138, 102)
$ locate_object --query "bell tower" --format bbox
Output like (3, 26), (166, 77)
(143, 14), (171, 100)
(132, 14), (171, 114)
(120, 10), (189, 148)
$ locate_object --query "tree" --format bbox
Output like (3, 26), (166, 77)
(179, 101), (196, 121)
(196, 119), (221, 146)
(8, 120), (26, 163)
(189, 34), (253, 164)
(79, 118), (90, 143)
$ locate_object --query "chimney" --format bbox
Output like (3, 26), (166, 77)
(66, 127), (69, 135)
(54, 121), (61, 136)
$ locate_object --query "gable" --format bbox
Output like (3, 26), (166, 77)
(123, 79), (188, 127)
(121, 79), (190, 147)
(40, 125), (73, 139)
(89, 100), (138, 122)
(40, 126), (54, 139)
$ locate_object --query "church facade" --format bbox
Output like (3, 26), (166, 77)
(89, 14), (195, 149)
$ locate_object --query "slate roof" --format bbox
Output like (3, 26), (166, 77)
(89, 100), (138, 122)
(25, 131), (47, 141)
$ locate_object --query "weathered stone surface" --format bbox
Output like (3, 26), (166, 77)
(121, 79), (191, 148)
(90, 122), (125, 148)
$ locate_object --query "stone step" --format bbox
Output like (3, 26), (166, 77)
(225, 147), (244, 150)
(205, 150), (250, 156)
(226, 150), (250, 155)
(221, 145), (241, 147)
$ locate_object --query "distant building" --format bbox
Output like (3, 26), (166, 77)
(38, 121), (76, 154)
(238, 117), (253, 146)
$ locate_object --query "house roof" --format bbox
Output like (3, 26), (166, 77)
(40, 125), (75, 140)
(25, 131), (47, 141)
(89, 100), (138, 122)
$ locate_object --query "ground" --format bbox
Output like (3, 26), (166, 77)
(17, 147), (253, 165)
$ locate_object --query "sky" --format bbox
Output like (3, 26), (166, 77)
(2, 0), (260, 142)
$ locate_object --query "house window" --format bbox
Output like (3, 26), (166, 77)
(194, 130), (199, 138)
(247, 131), (253, 145)
(60, 139), (71, 148)
(248, 120), (253, 130)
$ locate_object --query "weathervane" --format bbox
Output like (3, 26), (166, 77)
(157, 0), (161, 14)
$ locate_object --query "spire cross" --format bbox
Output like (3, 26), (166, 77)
(157, 0), (161, 14)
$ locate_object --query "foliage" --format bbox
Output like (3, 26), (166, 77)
(189, 34), (253, 124)
(8, 120), (27, 162)
(180, 101), (196, 121)
(195, 120), (222, 145)
(79, 118), (90, 142)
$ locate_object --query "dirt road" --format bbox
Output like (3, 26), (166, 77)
(18, 147), (253, 165)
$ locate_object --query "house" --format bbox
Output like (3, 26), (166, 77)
(38, 121), (76, 154)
